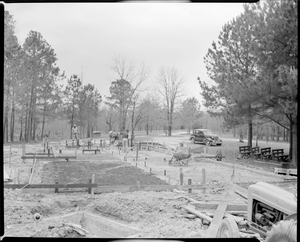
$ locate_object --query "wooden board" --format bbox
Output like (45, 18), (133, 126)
(21, 156), (76, 160)
(4, 183), (97, 189)
(205, 201), (228, 238)
(190, 202), (247, 212)
(233, 184), (248, 200)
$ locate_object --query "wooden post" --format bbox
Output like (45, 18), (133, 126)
(164, 170), (166, 176)
(88, 179), (92, 194)
(91, 174), (95, 198)
(180, 168), (183, 185)
(136, 181), (140, 190)
(22, 143), (25, 163)
(188, 179), (192, 193)
(144, 161), (146, 167)
(136, 143), (138, 161)
(202, 168), (206, 194)
(14, 168), (19, 184)
(9, 143), (12, 168)
(55, 181), (59, 193)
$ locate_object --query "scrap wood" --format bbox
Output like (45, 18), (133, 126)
(177, 214), (197, 219)
(224, 213), (245, 224)
(63, 222), (89, 236)
(183, 205), (213, 223)
(174, 195), (199, 203)
(205, 201), (228, 238)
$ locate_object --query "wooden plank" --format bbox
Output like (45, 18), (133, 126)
(233, 184), (248, 200)
(25, 153), (53, 156)
(183, 204), (213, 222)
(205, 200), (228, 238)
(21, 188), (54, 194)
(4, 183), (97, 189)
(21, 156), (76, 160)
(191, 202), (247, 212)
(95, 184), (178, 193)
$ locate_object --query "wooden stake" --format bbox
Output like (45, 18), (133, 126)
(88, 179), (92, 194)
(22, 143), (25, 163)
(202, 168), (206, 194)
(55, 181), (59, 193)
(9, 143), (12, 168)
(180, 168), (183, 185)
(136, 143), (139, 160)
(164, 170), (166, 176)
(144, 161), (146, 167)
(188, 179), (192, 193)
(91, 174), (95, 198)
(14, 168), (19, 184)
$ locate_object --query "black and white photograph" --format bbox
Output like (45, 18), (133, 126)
(3, 0), (297, 240)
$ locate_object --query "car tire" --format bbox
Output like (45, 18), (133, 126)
(205, 140), (211, 146)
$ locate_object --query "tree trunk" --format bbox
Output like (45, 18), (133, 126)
(289, 121), (293, 162)
(233, 127), (236, 138)
(248, 122), (252, 148)
(10, 95), (15, 142)
(41, 103), (46, 138)
(276, 126), (280, 142)
(70, 114), (74, 139)
(146, 117), (149, 135)
(19, 115), (23, 141)
(291, 121), (297, 168)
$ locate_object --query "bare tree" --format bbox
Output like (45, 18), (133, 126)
(155, 67), (185, 136)
(107, 55), (148, 132)
(129, 94), (143, 146)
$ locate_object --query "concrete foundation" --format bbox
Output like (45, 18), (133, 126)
(44, 211), (139, 238)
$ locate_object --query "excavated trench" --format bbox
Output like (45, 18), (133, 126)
(43, 211), (139, 238)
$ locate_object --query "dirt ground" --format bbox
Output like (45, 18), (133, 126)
(2, 135), (297, 238)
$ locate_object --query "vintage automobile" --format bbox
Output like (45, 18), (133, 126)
(190, 129), (222, 146)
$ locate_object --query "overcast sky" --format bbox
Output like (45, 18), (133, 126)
(5, 2), (245, 110)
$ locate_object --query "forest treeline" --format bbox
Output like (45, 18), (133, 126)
(4, 0), (297, 166)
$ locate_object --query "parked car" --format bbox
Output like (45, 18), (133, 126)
(189, 129), (222, 146)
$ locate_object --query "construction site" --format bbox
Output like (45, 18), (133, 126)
(3, 133), (297, 239)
